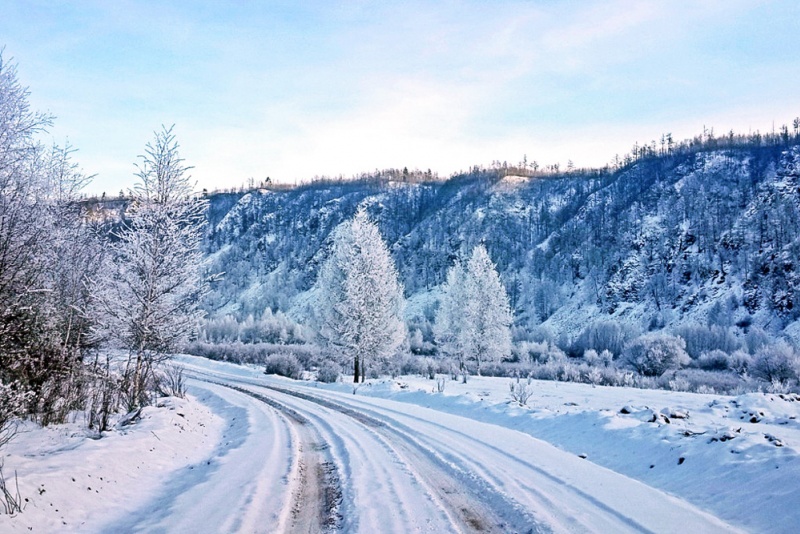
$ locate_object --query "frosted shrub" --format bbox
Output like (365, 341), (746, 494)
(392, 354), (445, 377)
(728, 350), (752, 374)
(509, 380), (533, 406)
(544, 345), (568, 364)
(681, 369), (750, 394)
(409, 328), (435, 355)
(264, 353), (302, 379)
(559, 363), (582, 382)
(422, 357), (437, 379)
(745, 327), (771, 355)
(155, 364), (187, 398)
(479, 361), (511, 377)
(186, 341), (319, 366)
(667, 376), (691, 392)
(0, 382), (31, 448)
(316, 361), (340, 383)
(599, 350), (614, 366)
(697, 349), (731, 371)
(751, 342), (800, 384)
(622, 333), (690, 376)
(584, 367), (603, 385)
(620, 371), (636, 387)
(515, 341), (550, 364)
(584, 349), (613, 367)
(768, 378), (792, 394)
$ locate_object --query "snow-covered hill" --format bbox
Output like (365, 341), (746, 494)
(202, 144), (800, 346)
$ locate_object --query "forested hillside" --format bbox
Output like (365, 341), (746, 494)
(201, 141), (800, 349)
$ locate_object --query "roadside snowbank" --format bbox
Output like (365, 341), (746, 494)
(0, 395), (223, 532)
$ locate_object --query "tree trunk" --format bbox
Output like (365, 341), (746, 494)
(354, 354), (360, 383)
(131, 348), (144, 408)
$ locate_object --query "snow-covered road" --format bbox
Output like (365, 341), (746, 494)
(103, 380), (331, 533)
(5, 354), (793, 533)
(179, 360), (742, 534)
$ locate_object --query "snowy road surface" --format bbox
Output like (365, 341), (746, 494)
(172, 359), (742, 534)
(0, 356), (757, 533)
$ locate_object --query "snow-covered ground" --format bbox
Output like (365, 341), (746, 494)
(0, 395), (224, 532)
(317, 374), (800, 533)
(2, 354), (798, 533)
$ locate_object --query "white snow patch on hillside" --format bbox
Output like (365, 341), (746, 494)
(492, 174), (530, 193)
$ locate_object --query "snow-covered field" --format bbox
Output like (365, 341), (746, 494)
(2, 354), (798, 533)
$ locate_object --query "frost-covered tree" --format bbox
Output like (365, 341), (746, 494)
(0, 53), (102, 425)
(750, 342), (799, 385)
(436, 245), (512, 375)
(0, 53), (54, 393)
(622, 333), (690, 376)
(463, 245), (513, 374)
(312, 208), (406, 383)
(434, 259), (468, 372)
(97, 126), (211, 407)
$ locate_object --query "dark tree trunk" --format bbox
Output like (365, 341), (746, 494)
(354, 355), (360, 383)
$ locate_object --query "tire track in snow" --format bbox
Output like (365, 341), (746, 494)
(193, 380), (344, 533)
(225, 379), (545, 533)
(104, 382), (296, 533)
(270, 381), (744, 534)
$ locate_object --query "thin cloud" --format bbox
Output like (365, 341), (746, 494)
(2, 0), (798, 194)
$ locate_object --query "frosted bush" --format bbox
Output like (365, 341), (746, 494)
(509, 380), (533, 406)
(767, 378), (792, 394)
(583, 349), (598, 363)
(745, 327), (771, 354)
(559, 363), (582, 382)
(264, 353), (302, 379)
(584, 349), (614, 367)
(599, 349), (614, 366)
(697, 349), (731, 371)
(751, 342), (800, 384)
(316, 361), (340, 383)
(668, 376), (691, 392)
(728, 350), (752, 374)
(409, 329), (426, 354)
(584, 367), (603, 385)
(422, 357), (437, 379)
(514, 341), (550, 364)
(0, 381), (32, 448)
(622, 333), (690, 376)
(186, 340), (319, 365)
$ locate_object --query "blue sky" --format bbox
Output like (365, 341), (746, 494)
(3, 0), (799, 195)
